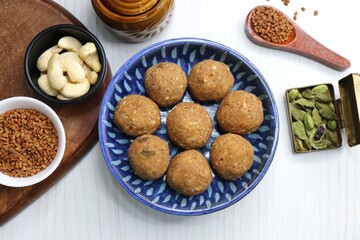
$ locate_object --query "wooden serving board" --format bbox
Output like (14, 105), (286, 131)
(0, 0), (112, 225)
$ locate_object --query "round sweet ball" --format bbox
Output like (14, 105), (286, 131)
(166, 102), (212, 149)
(188, 59), (234, 102)
(145, 62), (188, 107)
(166, 150), (213, 196)
(114, 94), (161, 137)
(216, 90), (263, 135)
(210, 133), (254, 180)
(128, 135), (170, 180)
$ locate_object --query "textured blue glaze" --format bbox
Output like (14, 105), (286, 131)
(98, 38), (279, 216)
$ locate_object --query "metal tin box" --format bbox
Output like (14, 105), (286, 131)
(285, 73), (360, 153)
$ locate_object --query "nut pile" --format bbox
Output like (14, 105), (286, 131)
(36, 36), (101, 100)
(287, 84), (340, 152)
(0, 109), (58, 177)
(251, 6), (294, 43)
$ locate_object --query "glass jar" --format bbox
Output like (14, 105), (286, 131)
(91, 0), (175, 42)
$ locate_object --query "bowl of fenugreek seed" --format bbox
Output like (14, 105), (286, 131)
(0, 96), (66, 187)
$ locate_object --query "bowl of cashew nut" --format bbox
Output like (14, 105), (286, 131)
(24, 24), (107, 104)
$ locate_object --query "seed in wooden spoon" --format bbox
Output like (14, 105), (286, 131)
(251, 6), (294, 43)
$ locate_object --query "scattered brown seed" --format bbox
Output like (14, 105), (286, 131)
(281, 0), (290, 6)
(301, 7), (306, 11)
(0, 109), (58, 177)
(314, 10), (318, 16)
(293, 11), (298, 21)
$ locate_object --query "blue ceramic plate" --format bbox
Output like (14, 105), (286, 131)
(98, 38), (279, 215)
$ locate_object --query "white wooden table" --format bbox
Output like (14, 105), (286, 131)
(1, 0), (360, 239)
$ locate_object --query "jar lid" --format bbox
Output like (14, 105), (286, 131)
(103, 0), (159, 15)
(338, 73), (360, 146)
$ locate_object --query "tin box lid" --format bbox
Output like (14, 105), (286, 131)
(338, 73), (360, 147)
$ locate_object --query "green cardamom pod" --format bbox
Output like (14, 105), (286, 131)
(315, 93), (333, 103)
(311, 84), (329, 94)
(294, 137), (307, 152)
(312, 108), (323, 126)
(301, 88), (315, 99)
(304, 113), (315, 130)
(304, 107), (313, 114)
(310, 138), (331, 150)
(315, 101), (332, 111)
(319, 108), (337, 120)
(327, 120), (338, 131)
(288, 89), (299, 102)
(292, 121), (308, 140)
(306, 128), (316, 139)
(295, 98), (315, 108)
(326, 130), (339, 146)
(290, 103), (306, 121)
(303, 138), (312, 150)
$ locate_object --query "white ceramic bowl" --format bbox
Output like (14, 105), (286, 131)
(0, 96), (66, 187)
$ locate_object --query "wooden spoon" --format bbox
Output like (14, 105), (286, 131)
(245, 5), (351, 71)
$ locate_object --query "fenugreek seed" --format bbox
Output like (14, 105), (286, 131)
(252, 6), (293, 43)
(0, 108), (58, 177)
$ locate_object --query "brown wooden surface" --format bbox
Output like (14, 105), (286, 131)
(245, 5), (351, 71)
(0, 0), (112, 225)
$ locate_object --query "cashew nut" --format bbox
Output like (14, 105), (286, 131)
(36, 45), (63, 72)
(47, 53), (67, 90)
(59, 51), (83, 65)
(58, 36), (82, 54)
(37, 74), (59, 96)
(87, 71), (98, 85)
(59, 58), (86, 83)
(60, 79), (90, 98)
(79, 42), (101, 73)
(82, 64), (98, 84)
(36, 37), (102, 101)
(56, 93), (74, 101)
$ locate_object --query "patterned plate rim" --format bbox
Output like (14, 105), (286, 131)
(98, 37), (280, 215)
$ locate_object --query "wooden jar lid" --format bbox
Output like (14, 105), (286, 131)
(102, 0), (159, 15)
